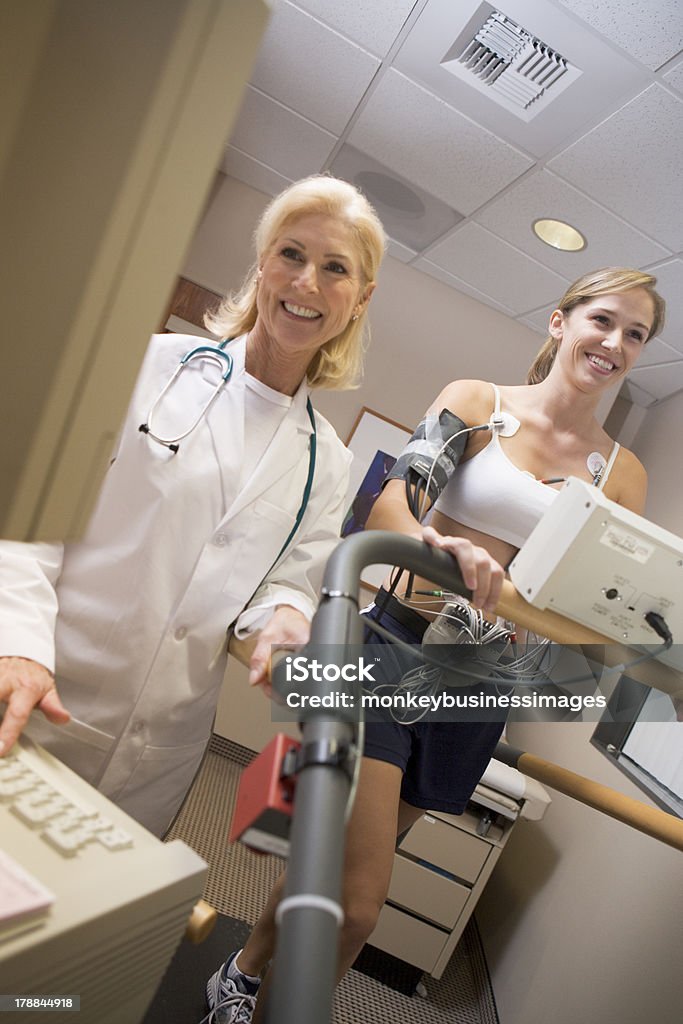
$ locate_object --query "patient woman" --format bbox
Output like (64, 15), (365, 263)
(205, 267), (665, 1023)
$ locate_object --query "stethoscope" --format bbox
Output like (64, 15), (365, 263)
(139, 339), (317, 562)
(139, 341), (235, 454)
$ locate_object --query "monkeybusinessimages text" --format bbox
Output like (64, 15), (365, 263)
(279, 655), (607, 716)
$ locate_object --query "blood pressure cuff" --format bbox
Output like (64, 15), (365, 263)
(384, 408), (468, 502)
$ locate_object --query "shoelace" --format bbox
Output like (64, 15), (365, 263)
(205, 989), (257, 1024)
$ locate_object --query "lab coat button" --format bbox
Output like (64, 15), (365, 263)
(214, 533), (227, 547)
(131, 720), (145, 735)
(174, 626), (187, 641)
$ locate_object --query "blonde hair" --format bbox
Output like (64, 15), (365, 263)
(526, 267), (666, 385)
(206, 174), (386, 390)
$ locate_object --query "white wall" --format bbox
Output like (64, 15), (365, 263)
(476, 721), (682, 1024)
(183, 175), (683, 1024)
(631, 391), (683, 533)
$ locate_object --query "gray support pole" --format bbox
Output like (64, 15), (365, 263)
(265, 531), (470, 1024)
(266, 719), (353, 1024)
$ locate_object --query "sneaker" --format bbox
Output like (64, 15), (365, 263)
(204, 951), (260, 1024)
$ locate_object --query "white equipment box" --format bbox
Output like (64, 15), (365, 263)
(508, 477), (683, 647)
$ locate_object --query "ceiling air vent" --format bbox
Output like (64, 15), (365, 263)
(441, 4), (581, 121)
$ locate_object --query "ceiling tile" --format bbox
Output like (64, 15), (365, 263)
(228, 88), (337, 181)
(198, 0), (683, 406)
(249, 1), (381, 133)
(556, 0), (683, 71)
(423, 223), (570, 314)
(663, 60), (683, 94)
(475, 169), (670, 276)
(292, 0), (417, 56)
(392, 0), (649, 157)
(518, 309), (552, 334)
(413, 258), (517, 316)
(347, 70), (534, 214)
(635, 338), (683, 368)
(629, 358), (683, 401)
(646, 259), (683, 353)
(220, 147), (292, 198)
(549, 85), (683, 252)
(386, 239), (419, 263)
(329, 143), (464, 251)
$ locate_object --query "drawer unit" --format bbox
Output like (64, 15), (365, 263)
(368, 797), (520, 979)
(386, 855), (470, 929)
(369, 905), (449, 973)
(399, 813), (489, 883)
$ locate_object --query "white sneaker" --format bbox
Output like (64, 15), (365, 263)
(204, 952), (259, 1024)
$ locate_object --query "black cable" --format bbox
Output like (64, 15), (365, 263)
(373, 563), (406, 623)
(405, 472), (426, 520)
(644, 611), (673, 647)
(404, 571), (415, 601)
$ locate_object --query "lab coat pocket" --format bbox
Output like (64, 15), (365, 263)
(24, 715), (115, 785)
(221, 497), (296, 602)
(115, 736), (209, 837)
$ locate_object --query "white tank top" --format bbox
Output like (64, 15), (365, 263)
(431, 384), (619, 549)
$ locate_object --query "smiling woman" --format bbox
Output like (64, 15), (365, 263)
(247, 212), (374, 395)
(206, 174), (385, 393)
(527, 267), (665, 386)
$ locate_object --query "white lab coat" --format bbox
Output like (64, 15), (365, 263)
(0, 334), (352, 835)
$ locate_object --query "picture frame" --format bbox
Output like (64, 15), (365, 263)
(341, 407), (412, 590)
(592, 677), (683, 818)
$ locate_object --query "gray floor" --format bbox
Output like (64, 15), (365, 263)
(166, 735), (499, 1024)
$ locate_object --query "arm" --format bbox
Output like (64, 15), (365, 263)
(0, 541), (71, 752)
(367, 381), (505, 614)
(368, 483), (503, 616)
(231, 604), (311, 697)
(234, 436), (352, 691)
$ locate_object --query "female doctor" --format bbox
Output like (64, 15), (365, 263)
(0, 174), (386, 837)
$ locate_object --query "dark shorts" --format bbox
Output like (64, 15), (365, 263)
(362, 590), (506, 815)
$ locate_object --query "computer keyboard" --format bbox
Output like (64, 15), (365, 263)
(1, 740), (133, 857)
(0, 734), (207, 1024)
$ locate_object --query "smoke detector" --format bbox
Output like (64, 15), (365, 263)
(441, 3), (581, 121)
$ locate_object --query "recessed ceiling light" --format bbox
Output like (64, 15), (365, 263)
(533, 218), (586, 252)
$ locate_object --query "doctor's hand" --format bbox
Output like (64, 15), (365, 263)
(248, 605), (311, 698)
(421, 525), (504, 616)
(0, 656), (71, 755)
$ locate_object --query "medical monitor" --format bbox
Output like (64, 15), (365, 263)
(508, 476), (683, 651)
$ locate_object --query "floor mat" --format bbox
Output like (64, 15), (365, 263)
(142, 913), (251, 1024)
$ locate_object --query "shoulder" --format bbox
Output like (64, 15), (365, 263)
(610, 445), (648, 514)
(144, 332), (216, 371)
(428, 379), (497, 426)
(148, 331), (208, 352)
(125, 333), (193, 404)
